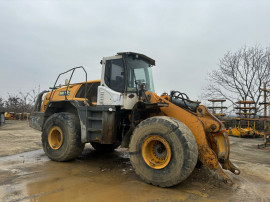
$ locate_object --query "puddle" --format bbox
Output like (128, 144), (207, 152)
(0, 146), (269, 201)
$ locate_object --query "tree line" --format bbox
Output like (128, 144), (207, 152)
(0, 88), (39, 113)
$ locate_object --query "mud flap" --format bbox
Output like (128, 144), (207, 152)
(29, 112), (44, 131)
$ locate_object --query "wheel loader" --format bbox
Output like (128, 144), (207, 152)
(30, 52), (240, 187)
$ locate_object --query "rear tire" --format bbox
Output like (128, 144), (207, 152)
(42, 112), (85, 161)
(90, 142), (119, 152)
(129, 116), (198, 187)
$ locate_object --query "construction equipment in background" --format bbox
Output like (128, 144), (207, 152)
(5, 112), (15, 120)
(4, 112), (9, 120)
(30, 52), (240, 187)
(208, 99), (227, 119)
(15, 113), (22, 120)
(258, 83), (270, 149)
(22, 113), (30, 120)
(3, 112), (30, 120)
(227, 100), (263, 138)
(15, 113), (30, 120)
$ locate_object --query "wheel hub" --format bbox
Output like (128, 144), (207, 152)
(142, 135), (171, 169)
(153, 142), (167, 159)
(48, 126), (64, 150)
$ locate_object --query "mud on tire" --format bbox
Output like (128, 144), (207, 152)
(129, 116), (198, 187)
(42, 112), (85, 161)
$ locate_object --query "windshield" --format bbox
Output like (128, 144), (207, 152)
(125, 55), (155, 92)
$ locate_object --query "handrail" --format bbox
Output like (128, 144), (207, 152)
(48, 66), (87, 102)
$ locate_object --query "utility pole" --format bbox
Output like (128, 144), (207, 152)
(258, 82), (270, 148)
(259, 82), (270, 130)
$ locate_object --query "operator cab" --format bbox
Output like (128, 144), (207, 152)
(98, 52), (155, 109)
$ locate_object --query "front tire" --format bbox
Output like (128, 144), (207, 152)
(42, 112), (85, 161)
(129, 116), (198, 187)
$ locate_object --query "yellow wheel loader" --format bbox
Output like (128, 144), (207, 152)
(30, 52), (240, 187)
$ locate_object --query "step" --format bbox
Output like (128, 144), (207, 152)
(88, 116), (102, 121)
(87, 128), (102, 133)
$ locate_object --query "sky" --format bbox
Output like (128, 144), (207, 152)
(1, 0), (270, 102)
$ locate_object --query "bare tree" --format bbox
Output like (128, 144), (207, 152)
(202, 45), (270, 114)
(27, 85), (40, 105)
(2, 86), (40, 113)
(5, 94), (22, 112)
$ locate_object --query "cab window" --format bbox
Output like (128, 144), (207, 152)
(125, 56), (155, 92)
(104, 59), (125, 93)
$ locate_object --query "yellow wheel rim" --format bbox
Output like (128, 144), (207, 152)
(142, 135), (171, 169)
(48, 126), (64, 150)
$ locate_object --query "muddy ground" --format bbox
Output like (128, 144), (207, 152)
(0, 120), (270, 202)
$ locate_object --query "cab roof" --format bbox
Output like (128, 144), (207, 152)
(117, 52), (155, 66)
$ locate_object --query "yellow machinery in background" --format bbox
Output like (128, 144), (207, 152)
(4, 112), (8, 119)
(227, 100), (263, 138)
(4, 112), (15, 120)
(4, 112), (30, 120)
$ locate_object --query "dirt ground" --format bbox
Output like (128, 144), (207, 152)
(0, 120), (270, 202)
(0, 121), (41, 157)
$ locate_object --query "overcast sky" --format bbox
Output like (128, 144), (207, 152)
(1, 0), (270, 102)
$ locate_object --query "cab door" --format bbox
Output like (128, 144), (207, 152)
(97, 55), (125, 106)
